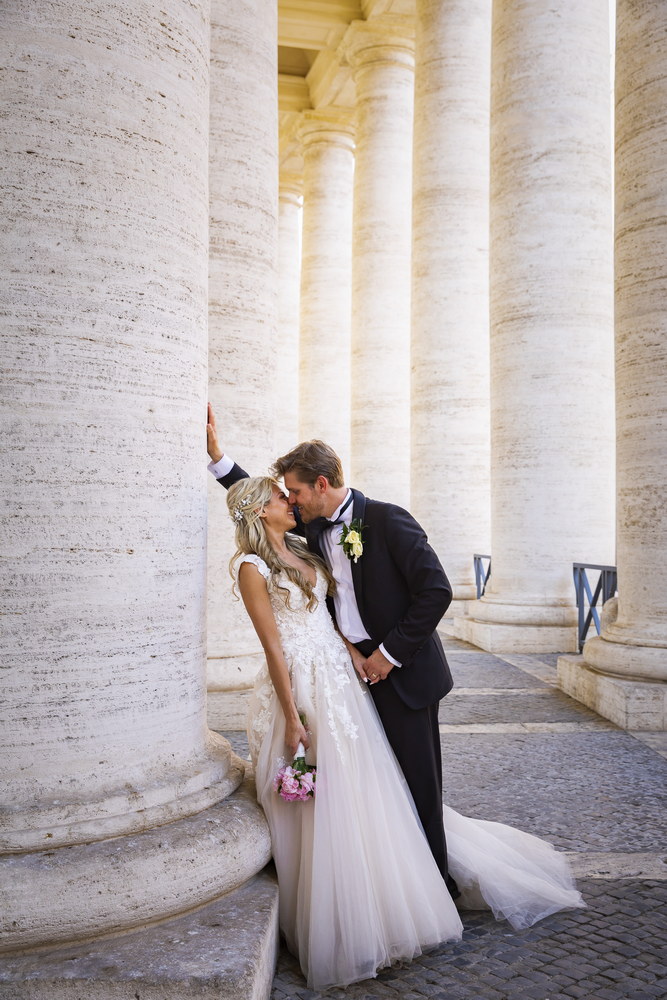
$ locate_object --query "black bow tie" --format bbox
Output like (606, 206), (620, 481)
(328, 493), (354, 527)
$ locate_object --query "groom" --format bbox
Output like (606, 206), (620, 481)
(207, 407), (459, 899)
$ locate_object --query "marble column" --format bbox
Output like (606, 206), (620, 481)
(207, 0), (279, 726)
(558, 0), (667, 730)
(343, 19), (415, 507)
(456, 0), (615, 652)
(276, 172), (303, 456)
(0, 0), (269, 951)
(298, 111), (355, 474)
(411, 0), (492, 603)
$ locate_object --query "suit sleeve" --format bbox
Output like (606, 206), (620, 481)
(379, 505), (452, 666)
(216, 462), (250, 490)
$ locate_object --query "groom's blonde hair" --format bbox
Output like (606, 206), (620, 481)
(272, 440), (344, 488)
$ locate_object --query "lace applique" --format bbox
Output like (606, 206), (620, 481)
(246, 662), (275, 764)
(246, 566), (359, 764)
(238, 553), (271, 580)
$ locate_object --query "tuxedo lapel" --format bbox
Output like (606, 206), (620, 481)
(350, 489), (367, 618)
(304, 517), (328, 561)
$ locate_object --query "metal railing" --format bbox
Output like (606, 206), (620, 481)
(470, 556), (617, 651)
(573, 563), (617, 651)
(473, 554), (491, 599)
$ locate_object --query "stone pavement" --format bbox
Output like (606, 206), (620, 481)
(222, 633), (667, 1000)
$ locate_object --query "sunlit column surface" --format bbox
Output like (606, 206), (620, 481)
(0, 0), (267, 950)
(411, 0), (492, 601)
(559, 0), (667, 729)
(207, 0), (279, 700)
(344, 18), (415, 506)
(456, 0), (615, 652)
(276, 171), (303, 456)
(298, 111), (355, 473)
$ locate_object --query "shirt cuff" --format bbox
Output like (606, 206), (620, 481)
(208, 454), (234, 479)
(379, 643), (402, 668)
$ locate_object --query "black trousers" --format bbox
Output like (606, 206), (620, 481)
(355, 640), (459, 899)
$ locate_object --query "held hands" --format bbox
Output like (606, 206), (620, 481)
(207, 402), (223, 463)
(360, 647), (395, 685)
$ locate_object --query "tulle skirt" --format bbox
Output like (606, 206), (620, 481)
(250, 650), (584, 991)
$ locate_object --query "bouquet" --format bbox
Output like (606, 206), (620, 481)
(274, 741), (317, 802)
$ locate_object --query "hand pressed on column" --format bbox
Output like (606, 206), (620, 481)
(207, 402), (223, 464)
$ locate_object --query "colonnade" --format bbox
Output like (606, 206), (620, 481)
(460, 0), (616, 652)
(268, 0), (665, 731)
(206, 0), (279, 725)
(2, 0), (666, 966)
(558, 0), (667, 730)
(1, 0), (273, 959)
(275, 0), (615, 643)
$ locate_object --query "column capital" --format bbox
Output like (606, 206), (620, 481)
(341, 16), (415, 73)
(279, 170), (303, 206)
(297, 110), (356, 152)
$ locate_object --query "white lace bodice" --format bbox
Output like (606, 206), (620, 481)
(240, 554), (363, 762)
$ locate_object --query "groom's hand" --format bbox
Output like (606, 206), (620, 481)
(365, 648), (395, 685)
(207, 402), (223, 463)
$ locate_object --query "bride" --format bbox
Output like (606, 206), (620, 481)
(226, 475), (584, 992)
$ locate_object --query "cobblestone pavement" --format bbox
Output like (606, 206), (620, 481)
(222, 635), (667, 1000)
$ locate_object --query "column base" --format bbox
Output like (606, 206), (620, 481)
(453, 615), (578, 653)
(207, 651), (264, 691)
(207, 652), (264, 731)
(208, 689), (252, 731)
(454, 596), (578, 653)
(0, 867), (279, 1000)
(558, 655), (667, 731)
(440, 594), (478, 624)
(0, 765), (271, 954)
(207, 653), (264, 731)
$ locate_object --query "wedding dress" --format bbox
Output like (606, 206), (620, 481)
(242, 555), (584, 991)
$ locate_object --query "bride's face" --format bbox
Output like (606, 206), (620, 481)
(260, 485), (296, 531)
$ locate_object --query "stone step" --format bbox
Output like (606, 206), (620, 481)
(1, 767), (271, 953)
(0, 867), (279, 1000)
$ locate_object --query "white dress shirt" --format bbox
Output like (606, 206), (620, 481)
(208, 457), (400, 666)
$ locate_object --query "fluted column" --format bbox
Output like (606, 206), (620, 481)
(343, 19), (415, 506)
(411, 0), (492, 601)
(207, 0), (279, 721)
(0, 0), (269, 950)
(298, 111), (355, 473)
(456, 0), (615, 652)
(276, 172), (302, 456)
(558, 0), (667, 730)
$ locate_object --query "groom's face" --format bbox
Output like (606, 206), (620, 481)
(284, 473), (327, 524)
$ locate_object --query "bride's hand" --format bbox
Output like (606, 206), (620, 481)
(285, 717), (310, 758)
(349, 647), (370, 684)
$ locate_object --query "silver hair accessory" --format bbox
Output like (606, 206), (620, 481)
(232, 496), (252, 523)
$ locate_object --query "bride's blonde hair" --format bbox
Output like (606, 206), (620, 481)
(227, 476), (334, 611)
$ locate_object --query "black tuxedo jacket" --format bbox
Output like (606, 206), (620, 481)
(220, 464), (454, 710)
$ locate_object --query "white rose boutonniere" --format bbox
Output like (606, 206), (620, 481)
(339, 518), (366, 563)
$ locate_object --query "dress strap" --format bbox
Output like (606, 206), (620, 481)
(238, 553), (271, 580)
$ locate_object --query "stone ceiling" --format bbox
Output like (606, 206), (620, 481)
(277, 0), (414, 170)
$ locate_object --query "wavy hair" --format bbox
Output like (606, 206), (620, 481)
(227, 476), (334, 611)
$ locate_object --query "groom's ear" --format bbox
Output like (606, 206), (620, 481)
(314, 475), (329, 494)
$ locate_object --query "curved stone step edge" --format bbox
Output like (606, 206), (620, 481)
(0, 768), (272, 954)
(0, 867), (280, 1000)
